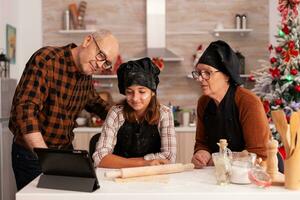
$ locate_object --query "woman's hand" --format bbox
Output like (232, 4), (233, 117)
(144, 159), (170, 166)
(191, 150), (211, 169)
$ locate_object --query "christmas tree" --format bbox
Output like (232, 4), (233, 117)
(252, 0), (300, 153)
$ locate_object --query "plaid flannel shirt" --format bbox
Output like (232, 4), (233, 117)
(9, 43), (110, 149)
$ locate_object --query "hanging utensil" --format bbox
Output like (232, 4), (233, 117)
(271, 110), (290, 156)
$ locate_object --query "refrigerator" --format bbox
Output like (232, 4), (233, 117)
(0, 78), (17, 200)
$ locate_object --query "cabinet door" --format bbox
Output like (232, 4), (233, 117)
(73, 132), (98, 151)
(176, 132), (195, 164)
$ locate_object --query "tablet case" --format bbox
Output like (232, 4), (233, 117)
(34, 148), (100, 192)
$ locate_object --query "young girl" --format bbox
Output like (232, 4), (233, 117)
(93, 57), (176, 168)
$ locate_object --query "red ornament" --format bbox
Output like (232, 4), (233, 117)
(269, 68), (281, 78)
(248, 75), (255, 82)
(295, 85), (300, 92)
(275, 98), (283, 105)
(290, 69), (298, 75)
(282, 24), (290, 34)
(270, 57), (277, 64)
(288, 41), (295, 49)
(275, 46), (283, 53)
(268, 44), (273, 52)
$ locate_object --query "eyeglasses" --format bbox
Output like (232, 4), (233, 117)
(191, 70), (220, 80)
(92, 36), (113, 70)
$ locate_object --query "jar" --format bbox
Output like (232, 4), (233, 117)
(212, 152), (232, 185)
(235, 14), (241, 29)
(63, 10), (70, 30)
(230, 152), (256, 184)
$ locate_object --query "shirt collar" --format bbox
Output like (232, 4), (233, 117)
(63, 43), (82, 74)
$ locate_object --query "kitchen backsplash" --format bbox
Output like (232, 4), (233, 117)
(42, 0), (269, 108)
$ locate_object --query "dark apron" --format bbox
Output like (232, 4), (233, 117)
(113, 120), (161, 158)
(203, 86), (245, 153)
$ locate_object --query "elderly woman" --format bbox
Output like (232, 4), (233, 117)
(93, 57), (176, 168)
(191, 40), (270, 169)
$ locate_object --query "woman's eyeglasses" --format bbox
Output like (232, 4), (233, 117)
(191, 70), (220, 80)
(92, 36), (113, 70)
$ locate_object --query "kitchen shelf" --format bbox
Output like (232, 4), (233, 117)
(58, 29), (96, 34)
(212, 28), (253, 37)
(92, 74), (117, 79)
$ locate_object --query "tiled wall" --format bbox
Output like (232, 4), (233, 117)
(42, 0), (269, 108)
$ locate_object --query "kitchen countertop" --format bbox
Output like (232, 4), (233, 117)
(16, 167), (298, 200)
(73, 126), (196, 133)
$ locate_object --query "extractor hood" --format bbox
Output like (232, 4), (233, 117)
(133, 0), (183, 62)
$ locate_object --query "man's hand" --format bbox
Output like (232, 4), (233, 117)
(191, 150), (211, 169)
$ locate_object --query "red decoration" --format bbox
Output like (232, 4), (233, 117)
(275, 98), (283, 105)
(270, 57), (277, 64)
(290, 69), (298, 75)
(248, 75), (255, 82)
(268, 44), (273, 52)
(152, 57), (164, 71)
(294, 85), (300, 92)
(288, 40), (295, 48)
(282, 41), (299, 62)
(275, 46), (283, 53)
(269, 67), (281, 78)
(282, 24), (290, 34)
(278, 0), (300, 22)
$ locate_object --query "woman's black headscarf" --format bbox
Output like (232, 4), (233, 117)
(197, 40), (242, 85)
(117, 57), (160, 95)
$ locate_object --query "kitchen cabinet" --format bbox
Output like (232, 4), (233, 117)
(73, 127), (196, 164)
(175, 131), (195, 164)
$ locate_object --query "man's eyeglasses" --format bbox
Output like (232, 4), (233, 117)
(191, 70), (220, 80)
(92, 36), (113, 70)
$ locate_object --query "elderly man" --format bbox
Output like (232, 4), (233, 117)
(9, 29), (119, 190)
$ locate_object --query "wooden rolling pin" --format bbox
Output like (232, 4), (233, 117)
(105, 163), (195, 179)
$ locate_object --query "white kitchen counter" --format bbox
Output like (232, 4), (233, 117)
(16, 167), (300, 200)
(73, 126), (196, 133)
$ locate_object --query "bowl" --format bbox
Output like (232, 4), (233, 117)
(76, 117), (87, 126)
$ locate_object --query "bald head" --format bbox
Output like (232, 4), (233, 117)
(92, 29), (119, 64)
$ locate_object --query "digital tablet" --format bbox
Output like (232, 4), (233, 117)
(34, 147), (99, 191)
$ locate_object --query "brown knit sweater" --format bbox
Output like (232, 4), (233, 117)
(194, 86), (270, 160)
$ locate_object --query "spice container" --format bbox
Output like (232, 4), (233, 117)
(63, 10), (70, 30)
(241, 14), (247, 29)
(235, 14), (241, 29)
